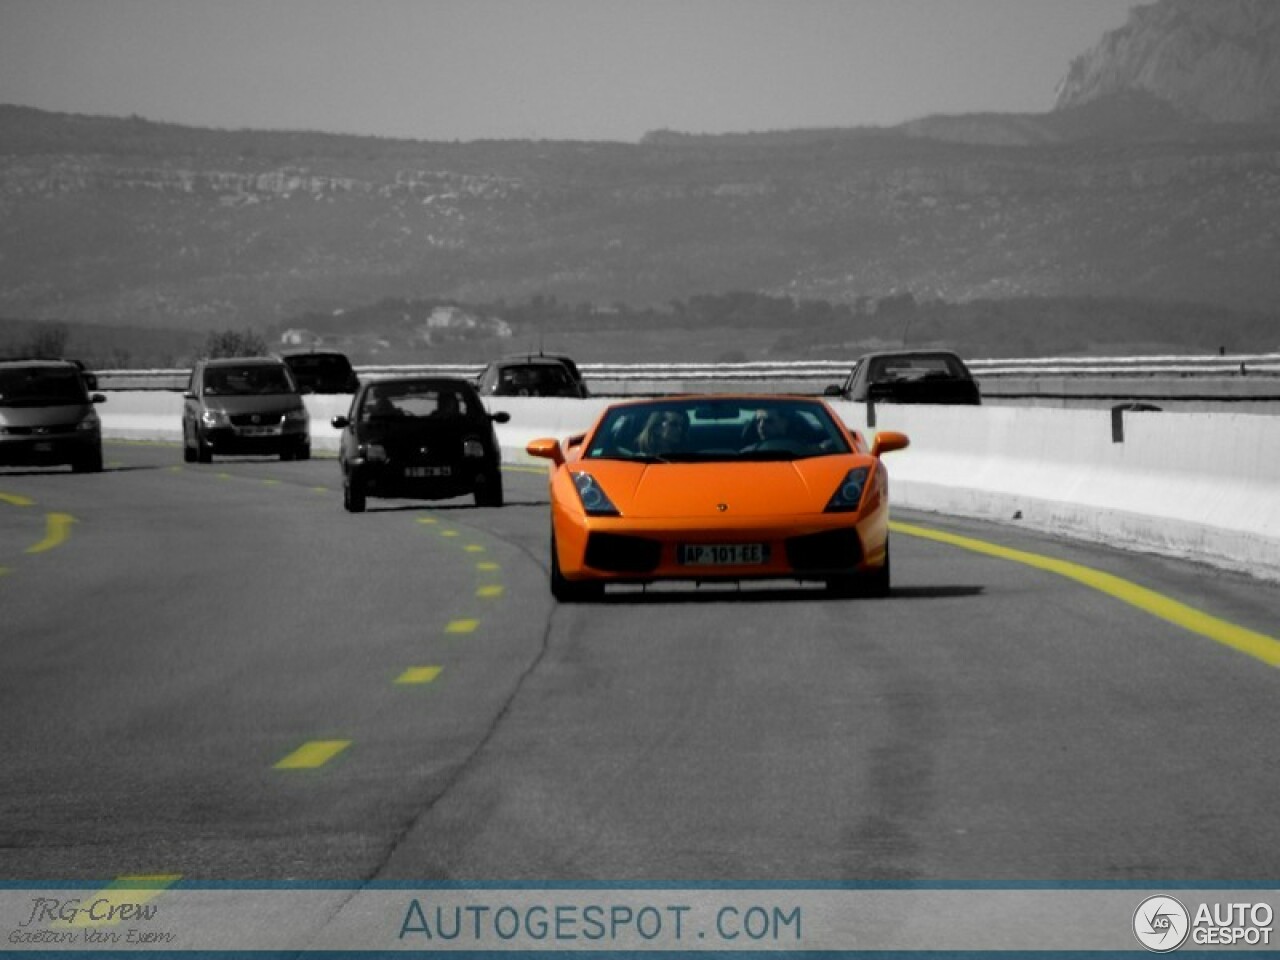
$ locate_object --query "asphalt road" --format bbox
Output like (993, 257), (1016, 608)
(2, 440), (1278, 883)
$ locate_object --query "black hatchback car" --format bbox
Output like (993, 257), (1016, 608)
(333, 377), (509, 512)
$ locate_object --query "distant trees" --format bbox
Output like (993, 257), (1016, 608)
(200, 327), (268, 358)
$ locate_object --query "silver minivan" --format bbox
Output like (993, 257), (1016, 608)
(182, 357), (311, 462)
(0, 358), (105, 473)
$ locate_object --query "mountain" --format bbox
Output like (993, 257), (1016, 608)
(3, 0), (1280, 352)
(1055, 0), (1280, 122)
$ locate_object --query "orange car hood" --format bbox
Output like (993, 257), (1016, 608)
(575, 457), (862, 518)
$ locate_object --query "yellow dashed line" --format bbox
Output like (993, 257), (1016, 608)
(396, 666), (443, 685)
(26, 512), (76, 554)
(217, 472), (232, 480)
(416, 516), (438, 525)
(891, 520), (1280, 668)
(311, 486), (328, 493)
(506, 465), (549, 475)
(445, 619), (479, 634)
(440, 529), (459, 538)
(0, 491), (35, 507)
(476, 585), (504, 599)
(274, 740), (351, 769)
(262, 479), (281, 486)
(53, 874), (182, 928)
(464, 544), (485, 553)
(476, 561), (500, 572)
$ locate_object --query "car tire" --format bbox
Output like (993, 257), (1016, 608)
(296, 442), (311, 461)
(72, 448), (104, 474)
(826, 539), (891, 598)
(474, 472), (504, 508)
(344, 474), (366, 513)
(550, 532), (603, 602)
(195, 430), (213, 463)
(182, 433), (196, 463)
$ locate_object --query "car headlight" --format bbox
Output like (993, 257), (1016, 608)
(358, 443), (387, 462)
(284, 407), (308, 423)
(463, 437), (486, 458)
(572, 471), (619, 517)
(201, 409), (230, 428)
(825, 467), (870, 512)
(76, 411), (101, 432)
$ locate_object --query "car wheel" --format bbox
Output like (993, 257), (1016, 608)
(72, 447), (104, 474)
(550, 532), (602, 602)
(343, 474), (366, 513)
(474, 472), (504, 508)
(279, 447), (295, 461)
(195, 429), (213, 463)
(296, 442), (311, 461)
(826, 539), (891, 598)
(182, 425), (196, 463)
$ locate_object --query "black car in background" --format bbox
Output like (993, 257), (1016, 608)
(333, 377), (509, 512)
(476, 355), (589, 398)
(0, 358), (106, 472)
(279, 349), (359, 394)
(182, 357), (311, 462)
(826, 350), (981, 405)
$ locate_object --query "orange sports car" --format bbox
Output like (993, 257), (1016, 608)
(526, 395), (909, 601)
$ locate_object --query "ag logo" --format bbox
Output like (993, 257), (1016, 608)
(1134, 895), (1190, 952)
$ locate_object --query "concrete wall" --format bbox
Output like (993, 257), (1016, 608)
(99, 393), (1280, 581)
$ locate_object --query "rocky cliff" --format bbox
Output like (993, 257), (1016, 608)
(1055, 0), (1280, 122)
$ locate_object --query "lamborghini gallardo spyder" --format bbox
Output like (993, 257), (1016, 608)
(526, 395), (908, 601)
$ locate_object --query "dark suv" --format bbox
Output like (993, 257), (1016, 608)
(0, 359), (106, 472)
(279, 349), (359, 394)
(182, 357), (311, 462)
(825, 350), (981, 405)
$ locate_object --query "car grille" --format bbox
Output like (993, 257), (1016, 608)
(584, 533), (662, 573)
(229, 412), (284, 427)
(0, 424), (76, 436)
(785, 529), (863, 571)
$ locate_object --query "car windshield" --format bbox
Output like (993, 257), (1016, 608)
(584, 398), (850, 462)
(286, 355), (352, 378)
(0, 367), (88, 407)
(203, 365), (294, 395)
(496, 364), (573, 395)
(360, 384), (474, 419)
(868, 354), (966, 382)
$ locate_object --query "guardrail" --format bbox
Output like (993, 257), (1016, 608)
(92, 353), (1280, 392)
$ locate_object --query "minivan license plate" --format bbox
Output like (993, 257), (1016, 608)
(406, 466), (451, 478)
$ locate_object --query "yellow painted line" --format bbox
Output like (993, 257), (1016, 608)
(274, 739), (351, 769)
(311, 486), (328, 493)
(476, 585), (504, 599)
(167, 466), (183, 473)
(0, 491), (36, 507)
(440, 529), (460, 538)
(217, 472), (232, 480)
(395, 666), (443, 685)
(505, 465), (549, 475)
(445, 619), (479, 634)
(26, 512), (76, 554)
(53, 873), (182, 928)
(416, 516), (438, 525)
(464, 544), (486, 553)
(476, 561), (500, 572)
(891, 520), (1280, 668)
(262, 478), (281, 486)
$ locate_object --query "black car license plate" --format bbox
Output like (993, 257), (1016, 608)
(678, 543), (768, 566)
(405, 465), (451, 478)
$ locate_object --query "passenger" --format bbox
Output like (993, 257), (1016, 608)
(743, 408), (796, 448)
(634, 409), (689, 456)
(432, 391), (461, 417)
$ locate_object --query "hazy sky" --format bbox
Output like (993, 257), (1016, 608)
(0, 0), (1140, 142)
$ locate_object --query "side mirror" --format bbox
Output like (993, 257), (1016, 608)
(182, 391), (196, 400)
(870, 430), (909, 457)
(491, 411), (511, 424)
(565, 432), (586, 449)
(823, 384), (843, 397)
(91, 393), (106, 404)
(526, 437), (565, 467)
(330, 415), (350, 429)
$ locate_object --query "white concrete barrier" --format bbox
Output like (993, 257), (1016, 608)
(99, 392), (1280, 581)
